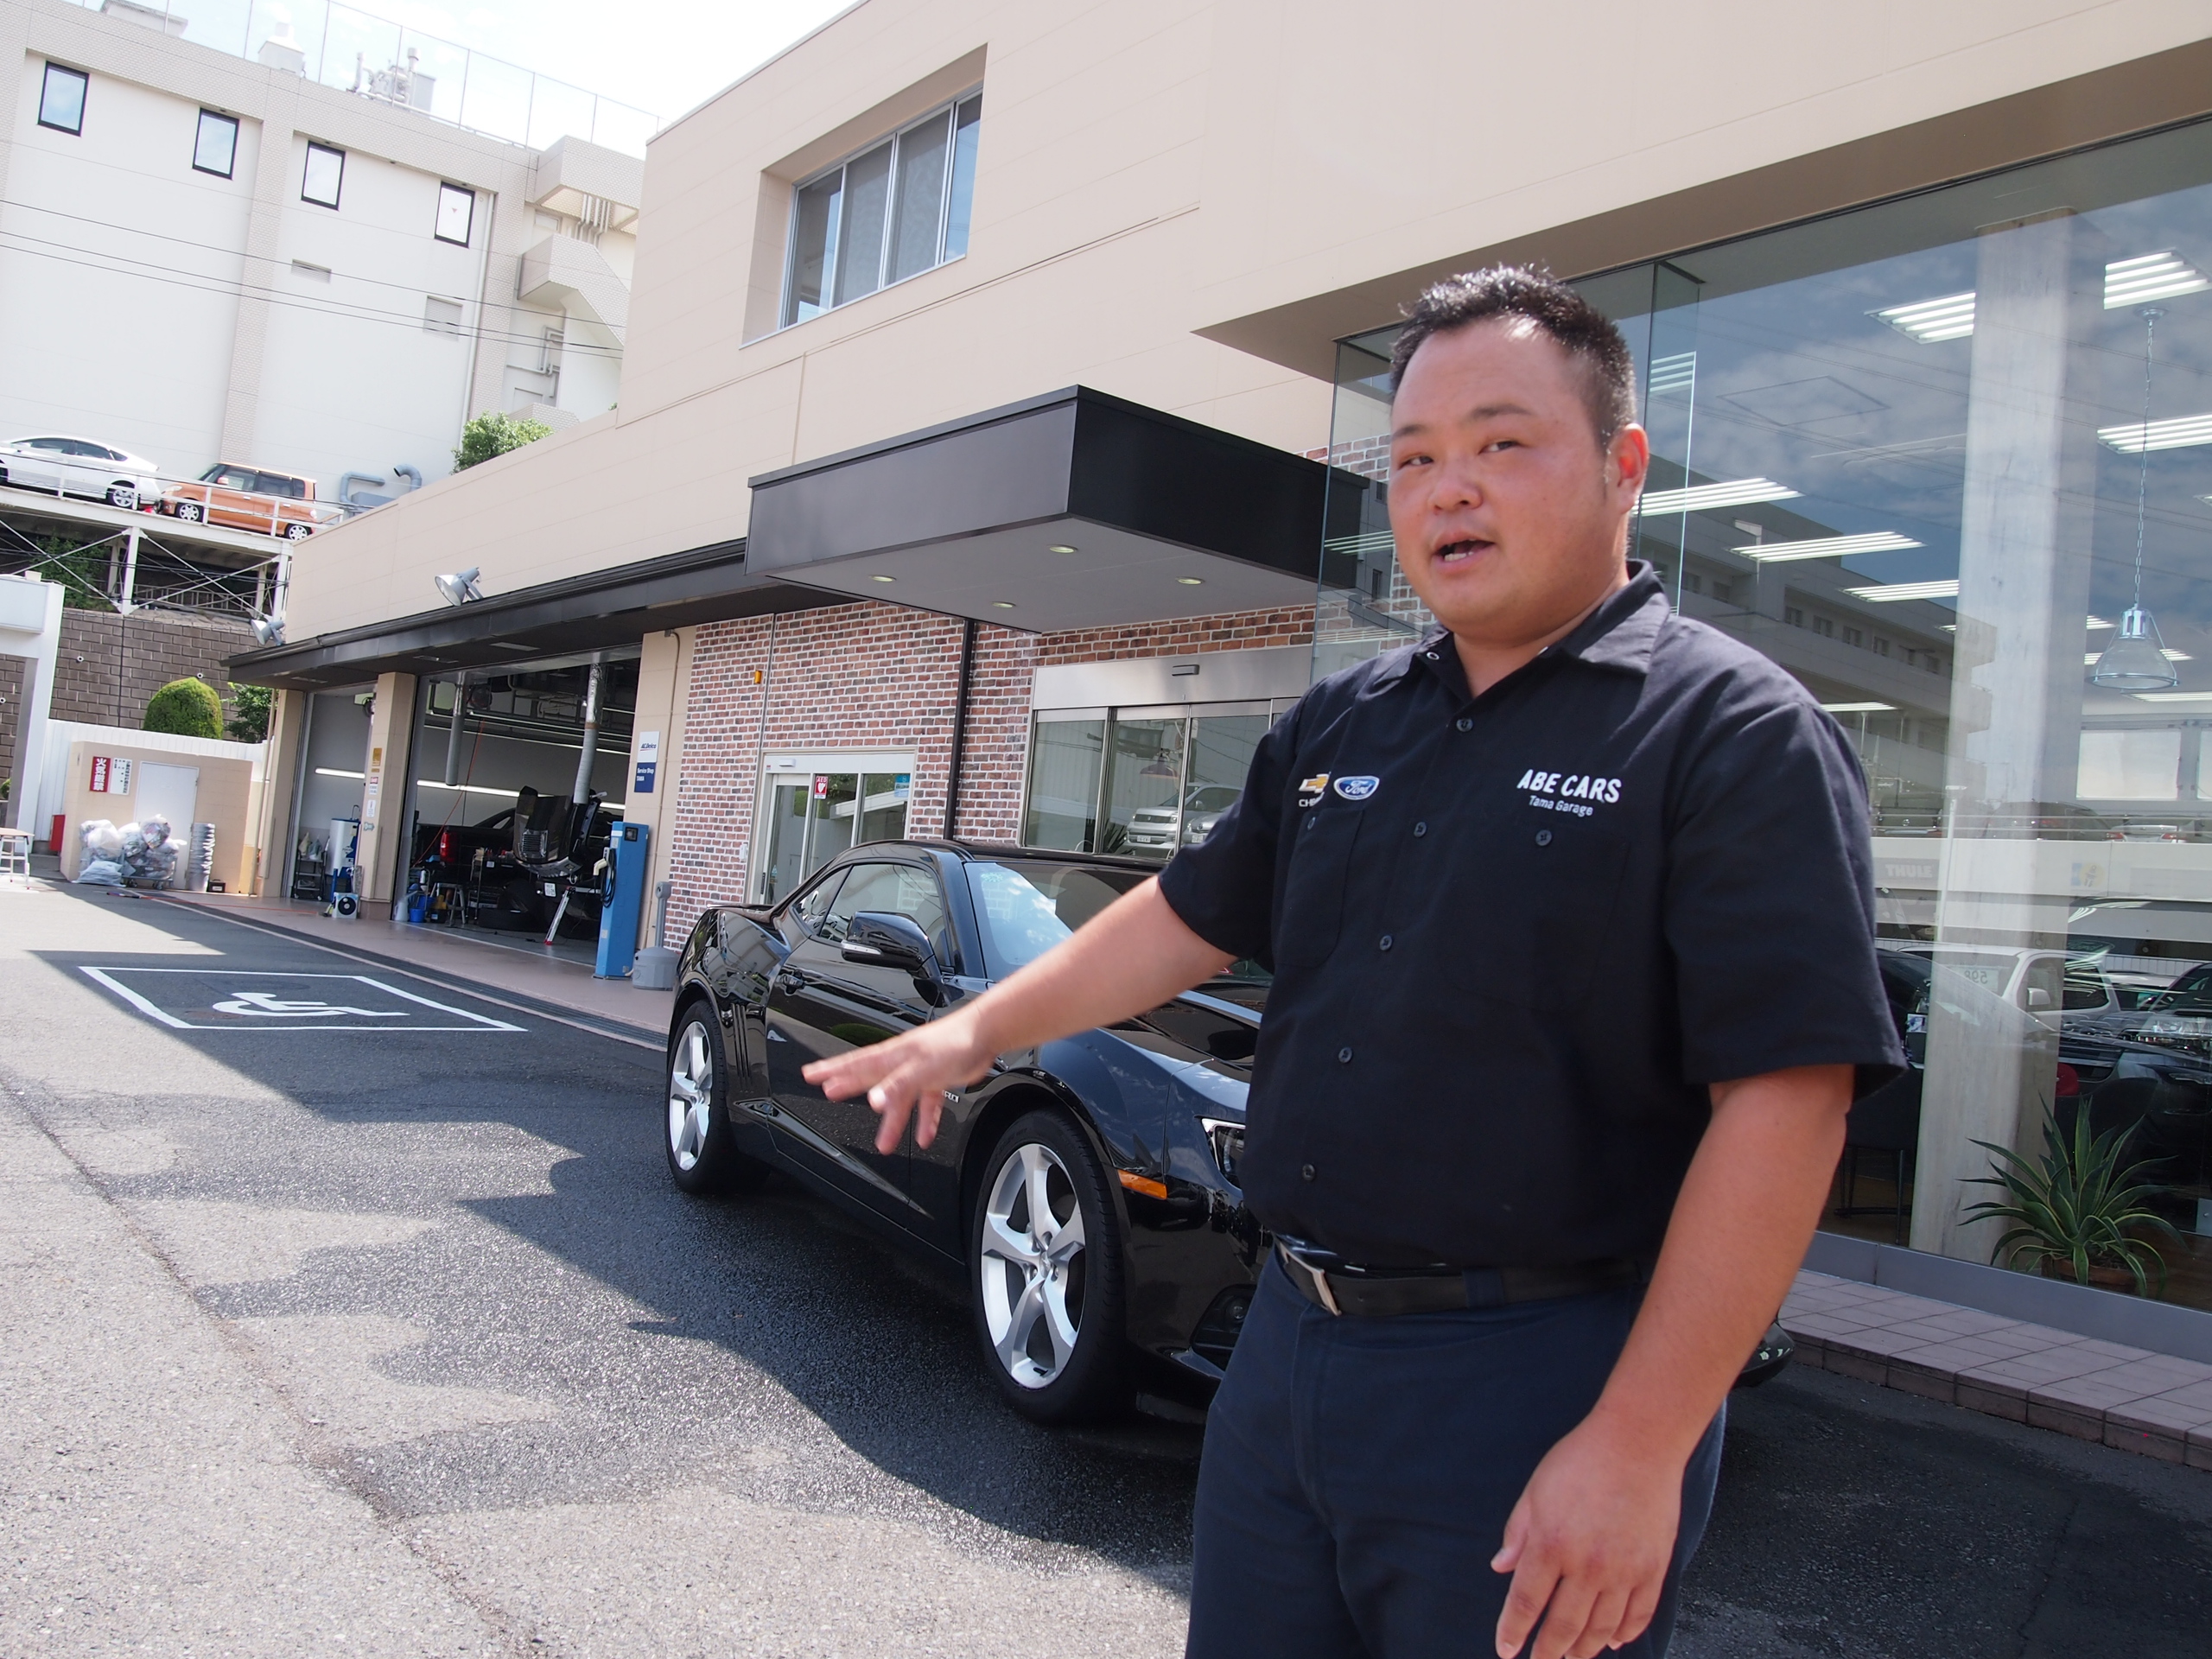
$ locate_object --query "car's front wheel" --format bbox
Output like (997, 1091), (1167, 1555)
(175, 500), (204, 522)
(665, 1005), (766, 1195)
(107, 483), (137, 510)
(284, 521), (313, 540)
(969, 1109), (1128, 1423)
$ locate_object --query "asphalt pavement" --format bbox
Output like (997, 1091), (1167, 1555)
(3, 880), (2209, 1657)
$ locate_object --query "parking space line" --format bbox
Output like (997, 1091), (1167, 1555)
(79, 968), (526, 1033)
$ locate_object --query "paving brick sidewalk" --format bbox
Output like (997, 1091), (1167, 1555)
(1783, 1269), (2212, 1468)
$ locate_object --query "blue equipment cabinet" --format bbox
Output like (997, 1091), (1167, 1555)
(595, 821), (650, 978)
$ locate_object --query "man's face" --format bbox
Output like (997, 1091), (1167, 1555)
(1387, 318), (1649, 650)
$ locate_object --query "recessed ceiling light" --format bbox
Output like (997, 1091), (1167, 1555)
(1639, 478), (1801, 516)
(870, 574), (897, 583)
(1734, 531), (1922, 563)
(2133, 691), (2212, 703)
(2088, 615), (2116, 630)
(2099, 413), (2212, 453)
(1176, 576), (1205, 586)
(1821, 701), (1894, 714)
(1845, 579), (1960, 602)
(2105, 251), (2211, 308)
(1047, 543), (1078, 554)
(990, 601), (1016, 609)
(1872, 291), (1977, 343)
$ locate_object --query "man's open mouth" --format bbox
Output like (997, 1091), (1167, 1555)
(1434, 538), (1491, 564)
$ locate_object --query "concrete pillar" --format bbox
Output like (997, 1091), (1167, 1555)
(353, 672), (418, 909)
(1912, 209), (2107, 1262)
(624, 628), (692, 950)
(253, 688), (308, 896)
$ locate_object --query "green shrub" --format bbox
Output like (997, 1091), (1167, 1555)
(143, 676), (223, 739)
(226, 683), (274, 742)
(453, 410), (553, 472)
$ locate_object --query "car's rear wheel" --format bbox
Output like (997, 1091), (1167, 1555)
(284, 521), (312, 540)
(969, 1109), (1128, 1423)
(175, 500), (204, 523)
(665, 1005), (766, 1196)
(106, 483), (137, 510)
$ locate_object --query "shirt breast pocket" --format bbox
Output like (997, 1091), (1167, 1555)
(1275, 805), (1366, 969)
(1448, 818), (1630, 1011)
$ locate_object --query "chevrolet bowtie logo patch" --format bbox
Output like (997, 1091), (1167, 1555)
(1297, 772), (1331, 807)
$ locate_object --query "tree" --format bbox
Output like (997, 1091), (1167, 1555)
(143, 676), (223, 739)
(226, 683), (275, 743)
(453, 411), (553, 472)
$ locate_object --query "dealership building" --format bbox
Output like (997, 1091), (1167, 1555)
(223, 2), (2212, 1306)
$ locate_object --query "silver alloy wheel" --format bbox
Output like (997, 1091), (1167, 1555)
(286, 522), (312, 539)
(108, 484), (137, 510)
(978, 1141), (1087, 1389)
(667, 1021), (713, 1172)
(178, 501), (203, 521)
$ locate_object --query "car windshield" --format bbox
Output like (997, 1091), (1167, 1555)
(1186, 785), (1240, 812)
(967, 861), (1144, 976)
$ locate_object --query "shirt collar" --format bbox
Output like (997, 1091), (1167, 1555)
(1391, 560), (1669, 694)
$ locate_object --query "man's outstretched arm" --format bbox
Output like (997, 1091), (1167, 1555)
(804, 876), (1234, 1153)
(1491, 1063), (1851, 1659)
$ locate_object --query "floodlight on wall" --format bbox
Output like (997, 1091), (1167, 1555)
(435, 567), (483, 606)
(2093, 308), (2181, 691)
(251, 615), (284, 646)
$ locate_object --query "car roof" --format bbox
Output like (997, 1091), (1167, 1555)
(899, 837), (1166, 874)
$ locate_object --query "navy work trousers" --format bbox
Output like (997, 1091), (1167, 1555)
(1186, 1256), (1724, 1659)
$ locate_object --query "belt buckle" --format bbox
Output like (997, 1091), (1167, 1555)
(1283, 1244), (1341, 1315)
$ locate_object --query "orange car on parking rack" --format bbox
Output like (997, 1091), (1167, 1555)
(162, 463), (330, 539)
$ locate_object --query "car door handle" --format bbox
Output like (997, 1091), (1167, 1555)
(775, 970), (810, 995)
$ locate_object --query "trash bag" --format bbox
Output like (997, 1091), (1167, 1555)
(75, 858), (126, 885)
(79, 819), (124, 861)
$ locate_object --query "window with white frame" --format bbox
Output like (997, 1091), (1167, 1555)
(780, 92), (981, 327)
(194, 110), (238, 178)
(435, 182), (474, 245)
(302, 141), (345, 208)
(39, 64), (87, 135)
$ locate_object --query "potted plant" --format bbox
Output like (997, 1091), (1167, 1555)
(1963, 1112), (2181, 1295)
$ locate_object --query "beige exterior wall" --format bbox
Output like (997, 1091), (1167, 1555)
(275, 0), (2212, 644)
(60, 738), (256, 890)
(623, 626), (695, 950)
(353, 671), (416, 905)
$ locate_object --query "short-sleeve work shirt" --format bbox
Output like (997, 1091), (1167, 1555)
(1158, 563), (1905, 1269)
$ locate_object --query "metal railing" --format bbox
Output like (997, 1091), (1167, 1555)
(68, 0), (664, 156)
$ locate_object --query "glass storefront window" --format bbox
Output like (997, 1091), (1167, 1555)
(1020, 705), (1287, 863)
(1319, 118), (2212, 1311)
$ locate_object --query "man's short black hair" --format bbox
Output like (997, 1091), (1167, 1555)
(1389, 266), (1637, 448)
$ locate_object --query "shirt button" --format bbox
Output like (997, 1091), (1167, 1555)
(1455, 715), (1473, 732)
(1338, 1046), (1353, 1064)
(1413, 821), (1427, 837)
(1535, 829), (1553, 847)
(1301, 1164), (1316, 1181)
(1378, 934), (1393, 950)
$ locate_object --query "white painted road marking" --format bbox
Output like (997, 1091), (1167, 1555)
(80, 969), (524, 1033)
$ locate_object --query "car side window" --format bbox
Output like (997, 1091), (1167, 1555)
(790, 869), (846, 940)
(257, 472), (305, 499)
(2062, 963), (2111, 1012)
(824, 861), (949, 957)
(29, 438), (67, 451)
(213, 467), (256, 489)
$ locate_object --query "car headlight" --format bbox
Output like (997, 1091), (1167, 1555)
(1200, 1117), (1243, 1186)
(2139, 1015), (2212, 1052)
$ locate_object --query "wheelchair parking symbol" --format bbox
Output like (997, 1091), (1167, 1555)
(81, 969), (523, 1033)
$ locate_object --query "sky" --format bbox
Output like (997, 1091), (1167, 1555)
(361, 0), (861, 123)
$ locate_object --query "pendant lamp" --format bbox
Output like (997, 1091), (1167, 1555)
(2092, 308), (2180, 691)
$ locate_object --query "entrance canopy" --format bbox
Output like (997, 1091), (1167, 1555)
(744, 386), (1328, 632)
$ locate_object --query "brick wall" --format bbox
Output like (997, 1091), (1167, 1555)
(0, 653), (22, 817)
(664, 598), (1316, 935)
(51, 607), (257, 730)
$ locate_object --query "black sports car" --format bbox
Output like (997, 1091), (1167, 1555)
(664, 840), (1266, 1423)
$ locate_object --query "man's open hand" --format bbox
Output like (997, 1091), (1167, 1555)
(1491, 1414), (1681, 1659)
(803, 1013), (996, 1154)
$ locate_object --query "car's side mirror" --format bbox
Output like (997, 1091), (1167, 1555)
(2025, 987), (2053, 1011)
(843, 911), (938, 978)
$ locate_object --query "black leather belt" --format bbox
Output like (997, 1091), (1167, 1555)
(1274, 1238), (1650, 1318)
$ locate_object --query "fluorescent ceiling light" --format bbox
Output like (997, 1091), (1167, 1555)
(1846, 579), (1961, 602)
(1872, 291), (1976, 342)
(415, 780), (521, 798)
(2133, 691), (2212, 703)
(315, 766), (365, 779)
(2100, 413), (2212, 453)
(1648, 352), (1695, 396)
(1640, 478), (1801, 516)
(1821, 701), (1895, 713)
(1735, 531), (1922, 562)
(2104, 251), (2211, 308)
(2088, 615), (2115, 630)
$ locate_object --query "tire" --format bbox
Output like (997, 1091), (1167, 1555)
(284, 521), (313, 540)
(664, 1004), (767, 1196)
(969, 1109), (1129, 1424)
(175, 500), (205, 523)
(107, 483), (138, 511)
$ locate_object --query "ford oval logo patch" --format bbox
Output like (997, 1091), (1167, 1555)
(1333, 775), (1380, 801)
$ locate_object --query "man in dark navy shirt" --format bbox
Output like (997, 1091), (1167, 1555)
(810, 268), (1904, 1659)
